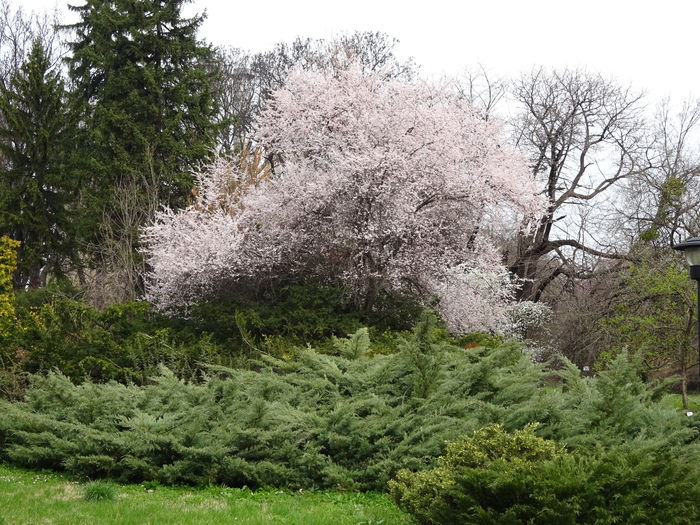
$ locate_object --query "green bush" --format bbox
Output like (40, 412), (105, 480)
(0, 312), (694, 492)
(5, 284), (423, 393)
(541, 351), (689, 449)
(390, 425), (700, 524)
(389, 425), (569, 524)
(187, 284), (421, 356)
(9, 288), (240, 387)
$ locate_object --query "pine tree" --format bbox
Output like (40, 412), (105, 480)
(0, 39), (76, 288)
(65, 0), (219, 208)
(62, 0), (220, 301)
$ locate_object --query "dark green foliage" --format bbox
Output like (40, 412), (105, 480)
(5, 284), (420, 392)
(10, 287), (237, 386)
(64, 0), (219, 208)
(0, 40), (78, 288)
(185, 284), (417, 355)
(390, 425), (700, 524)
(190, 285), (365, 352)
(0, 314), (693, 492)
(60, 0), (220, 300)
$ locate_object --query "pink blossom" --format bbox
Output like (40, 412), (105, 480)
(143, 64), (543, 332)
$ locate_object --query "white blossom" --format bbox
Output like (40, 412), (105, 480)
(143, 63), (544, 332)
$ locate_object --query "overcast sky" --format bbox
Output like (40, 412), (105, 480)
(19, 0), (700, 101)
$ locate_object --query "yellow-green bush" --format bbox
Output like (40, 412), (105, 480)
(389, 425), (567, 524)
(0, 236), (27, 399)
(389, 425), (700, 524)
(0, 236), (20, 329)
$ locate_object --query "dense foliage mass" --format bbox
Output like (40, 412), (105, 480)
(65, 0), (219, 207)
(0, 314), (695, 500)
(0, 278), (417, 400)
(1, 2), (700, 522)
(390, 424), (700, 524)
(143, 65), (542, 333)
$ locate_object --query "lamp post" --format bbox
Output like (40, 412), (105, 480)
(673, 237), (700, 391)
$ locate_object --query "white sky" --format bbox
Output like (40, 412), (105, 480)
(19, 0), (700, 102)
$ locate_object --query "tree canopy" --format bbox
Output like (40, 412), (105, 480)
(64, 0), (219, 207)
(0, 39), (75, 288)
(143, 64), (542, 332)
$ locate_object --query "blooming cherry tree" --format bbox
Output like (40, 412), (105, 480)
(143, 64), (542, 333)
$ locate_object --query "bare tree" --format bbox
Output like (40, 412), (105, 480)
(619, 99), (700, 249)
(508, 68), (647, 301)
(320, 31), (416, 79)
(0, 1), (63, 86)
(210, 47), (260, 153)
(536, 98), (700, 371)
(453, 65), (506, 121)
(82, 149), (161, 308)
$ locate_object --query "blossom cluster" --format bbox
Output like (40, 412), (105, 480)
(143, 64), (543, 332)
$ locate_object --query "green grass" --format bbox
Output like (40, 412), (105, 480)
(0, 464), (411, 525)
(662, 393), (700, 413)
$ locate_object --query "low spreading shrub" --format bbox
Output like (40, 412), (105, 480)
(0, 313), (693, 492)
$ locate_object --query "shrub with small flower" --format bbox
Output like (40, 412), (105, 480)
(0, 236), (19, 332)
(0, 237), (27, 399)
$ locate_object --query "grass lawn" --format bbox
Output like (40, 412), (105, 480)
(663, 393), (700, 413)
(0, 464), (411, 525)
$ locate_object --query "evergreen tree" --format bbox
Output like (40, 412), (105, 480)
(65, 0), (219, 209)
(0, 39), (76, 288)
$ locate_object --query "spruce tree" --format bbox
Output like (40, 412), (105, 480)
(0, 39), (76, 288)
(62, 0), (219, 300)
(65, 0), (219, 208)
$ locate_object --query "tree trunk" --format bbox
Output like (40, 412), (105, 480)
(363, 278), (379, 314)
